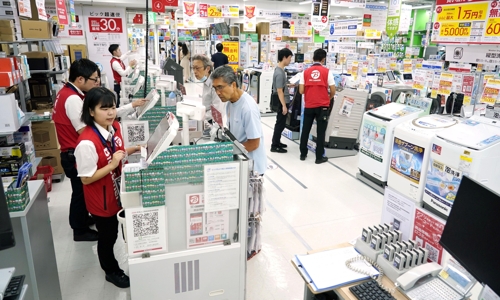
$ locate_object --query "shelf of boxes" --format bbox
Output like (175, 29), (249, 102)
(0, 112), (34, 136)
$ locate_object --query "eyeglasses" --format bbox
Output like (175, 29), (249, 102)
(87, 77), (100, 82)
(192, 66), (205, 71)
(212, 84), (228, 92)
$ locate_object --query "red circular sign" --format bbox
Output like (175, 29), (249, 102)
(434, 22), (440, 30)
(154, 1), (162, 9)
(492, 1), (498, 8)
(436, 6), (442, 13)
(321, 16), (327, 23)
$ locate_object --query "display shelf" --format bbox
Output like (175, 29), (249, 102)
(0, 112), (35, 136)
(30, 69), (67, 75)
(8, 180), (44, 218)
(0, 39), (54, 45)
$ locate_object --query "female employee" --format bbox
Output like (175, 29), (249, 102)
(75, 87), (140, 288)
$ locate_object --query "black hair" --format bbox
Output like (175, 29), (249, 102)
(278, 48), (293, 62)
(68, 59), (98, 83)
(216, 43), (223, 52)
(108, 44), (119, 55)
(81, 87), (116, 126)
(181, 44), (189, 56)
(313, 49), (327, 62)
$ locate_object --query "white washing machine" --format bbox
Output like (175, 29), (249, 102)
(358, 103), (425, 185)
(423, 119), (500, 217)
(388, 115), (459, 204)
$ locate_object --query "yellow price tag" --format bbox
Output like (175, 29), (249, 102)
(436, 2), (488, 22)
(208, 6), (222, 17)
(439, 22), (471, 38)
(460, 155), (473, 163)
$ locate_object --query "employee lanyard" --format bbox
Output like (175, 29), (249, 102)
(91, 126), (116, 155)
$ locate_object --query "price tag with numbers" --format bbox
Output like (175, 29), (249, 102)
(88, 17), (123, 33)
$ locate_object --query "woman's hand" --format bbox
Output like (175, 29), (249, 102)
(111, 150), (126, 168)
(132, 98), (148, 108)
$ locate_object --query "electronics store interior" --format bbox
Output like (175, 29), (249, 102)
(0, 0), (499, 299)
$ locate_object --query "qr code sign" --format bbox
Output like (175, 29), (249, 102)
(132, 212), (159, 237)
(127, 124), (146, 143)
(425, 243), (440, 263)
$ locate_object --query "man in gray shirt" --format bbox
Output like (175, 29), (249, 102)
(271, 48), (293, 153)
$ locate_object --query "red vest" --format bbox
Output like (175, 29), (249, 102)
(52, 83), (84, 152)
(303, 64), (330, 108)
(111, 57), (126, 84)
(77, 121), (125, 217)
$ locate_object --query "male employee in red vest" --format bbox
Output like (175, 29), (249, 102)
(109, 44), (137, 107)
(53, 59), (100, 241)
(298, 49), (336, 164)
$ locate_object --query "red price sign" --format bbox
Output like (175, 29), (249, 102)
(88, 17), (123, 33)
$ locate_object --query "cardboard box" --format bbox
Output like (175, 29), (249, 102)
(67, 45), (88, 63)
(0, 19), (14, 28)
(0, 34), (21, 42)
(23, 51), (55, 70)
(31, 121), (58, 150)
(0, 94), (19, 131)
(0, 143), (26, 159)
(0, 134), (14, 145)
(0, 26), (16, 35)
(36, 148), (62, 174)
(20, 20), (52, 39)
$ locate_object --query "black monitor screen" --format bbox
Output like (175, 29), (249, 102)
(163, 58), (184, 86)
(439, 176), (500, 295)
(295, 53), (304, 63)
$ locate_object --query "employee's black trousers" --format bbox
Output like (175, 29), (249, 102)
(271, 102), (287, 148)
(92, 214), (121, 274)
(61, 151), (90, 236)
(114, 84), (121, 108)
(300, 107), (329, 161)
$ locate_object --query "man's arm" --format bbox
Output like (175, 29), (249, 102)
(327, 71), (336, 100)
(112, 61), (132, 77)
(329, 85), (336, 100)
(298, 72), (305, 94)
(65, 95), (86, 134)
(242, 138), (260, 152)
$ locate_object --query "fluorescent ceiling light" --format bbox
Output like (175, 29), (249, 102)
(299, 0), (312, 5)
(411, 5), (432, 9)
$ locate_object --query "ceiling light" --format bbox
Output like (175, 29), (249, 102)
(299, 0), (312, 4)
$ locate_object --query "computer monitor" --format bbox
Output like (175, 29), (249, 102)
(0, 180), (15, 250)
(403, 73), (413, 81)
(163, 58), (183, 88)
(439, 176), (500, 295)
(295, 53), (304, 63)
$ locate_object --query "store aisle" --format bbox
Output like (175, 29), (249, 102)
(47, 117), (383, 300)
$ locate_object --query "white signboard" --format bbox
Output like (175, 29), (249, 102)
(257, 9), (281, 19)
(381, 187), (416, 241)
(387, 0), (402, 17)
(398, 4), (412, 33)
(83, 6), (128, 90)
(125, 206), (168, 256)
(204, 162), (240, 212)
(358, 42), (374, 49)
(329, 20), (359, 37)
(269, 19), (283, 42)
(311, 0), (330, 31)
(362, 4), (388, 32)
(333, 0), (366, 8)
(186, 193), (230, 248)
(329, 42), (357, 54)
(446, 45), (500, 65)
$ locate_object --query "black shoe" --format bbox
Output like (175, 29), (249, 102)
(271, 147), (287, 153)
(279, 143), (288, 148)
(300, 155), (306, 161)
(106, 271), (130, 288)
(74, 229), (99, 242)
(87, 216), (95, 227)
(315, 157), (329, 164)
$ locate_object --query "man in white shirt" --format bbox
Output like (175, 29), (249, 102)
(109, 44), (137, 107)
(53, 59), (146, 242)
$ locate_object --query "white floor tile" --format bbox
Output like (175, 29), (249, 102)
(47, 117), (383, 299)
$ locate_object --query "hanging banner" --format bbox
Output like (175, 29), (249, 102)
(46, 5), (84, 37)
(69, 0), (76, 23)
(55, 0), (69, 25)
(269, 20), (283, 42)
(386, 0), (402, 38)
(333, 0), (366, 8)
(290, 13), (312, 38)
(222, 41), (239, 71)
(432, 0), (500, 44)
(329, 20), (359, 37)
(311, 0), (330, 32)
(18, 0), (32, 18)
(207, 5), (222, 17)
(244, 5), (257, 32)
(34, 0), (48, 20)
(164, 0), (178, 6)
(183, 1), (197, 28)
(84, 7), (128, 90)
(480, 79), (500, 105)
(412, 207), (446, 265)
(222, 4), (239, 18)
(398, 4), (412, 33)
(363, 4), (387, 32)
(152, 0), (164, 13)
(445, 45), (500, 65)
(199, 3), (208, 18)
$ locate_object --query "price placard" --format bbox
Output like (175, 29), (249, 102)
(438, 72), (454, 96)
(222, 41), (239, 71)
(88, 17), (123, 33)
(208, 5), (222, 17)
(480, 78), (500, 105)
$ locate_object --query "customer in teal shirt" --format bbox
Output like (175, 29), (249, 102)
(210, 65), (267, 175)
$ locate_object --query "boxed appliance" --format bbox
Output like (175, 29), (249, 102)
(388, 115), (459, 204)
(0, 94), (20, 132)
(20, 20), (52, 39)
(67, 45), (88, 63)
(31, 121), (58, 150)
(36, 148), (62, 174)
(23, 51), (55, 70)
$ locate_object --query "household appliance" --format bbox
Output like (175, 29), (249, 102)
(247, 69), (273, 113)
(240, 41), (259, 68)
(422, 119), (500, 218)
(439, 176), (500, 295)
(388, 115), (459, 204)
(358, 103), (425, 186)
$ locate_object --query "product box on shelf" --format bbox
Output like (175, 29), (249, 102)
(0, 134), (14, 145)
(0, 156), (28, 177)
(0, 142), (26, 159)
(28, 76), (53, 98)
(31, 121), (58, 150)
(23, 51), (55, 70)
(0, 72), (14, 87)
(20, 20), (52, 39)
(0, 19), (14, 28)
(35, 148), (62, 174)
(67, 45), (88, 63)
(0, 94), (20, 132)
(13, 124), (33, 144)
(0, 26), (16, 35)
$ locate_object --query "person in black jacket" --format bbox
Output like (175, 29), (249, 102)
(211, 43), (229, 69)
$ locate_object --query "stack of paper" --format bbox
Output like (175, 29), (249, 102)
(293, 246), (379, 293)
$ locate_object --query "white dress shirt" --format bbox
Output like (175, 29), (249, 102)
(75, 122), (115, 178)
(111, 52), (133, 78)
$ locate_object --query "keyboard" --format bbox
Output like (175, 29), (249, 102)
(349, 279), (395, 300)
(405, 278), (462, 300)
(3, 275), (24, 300)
